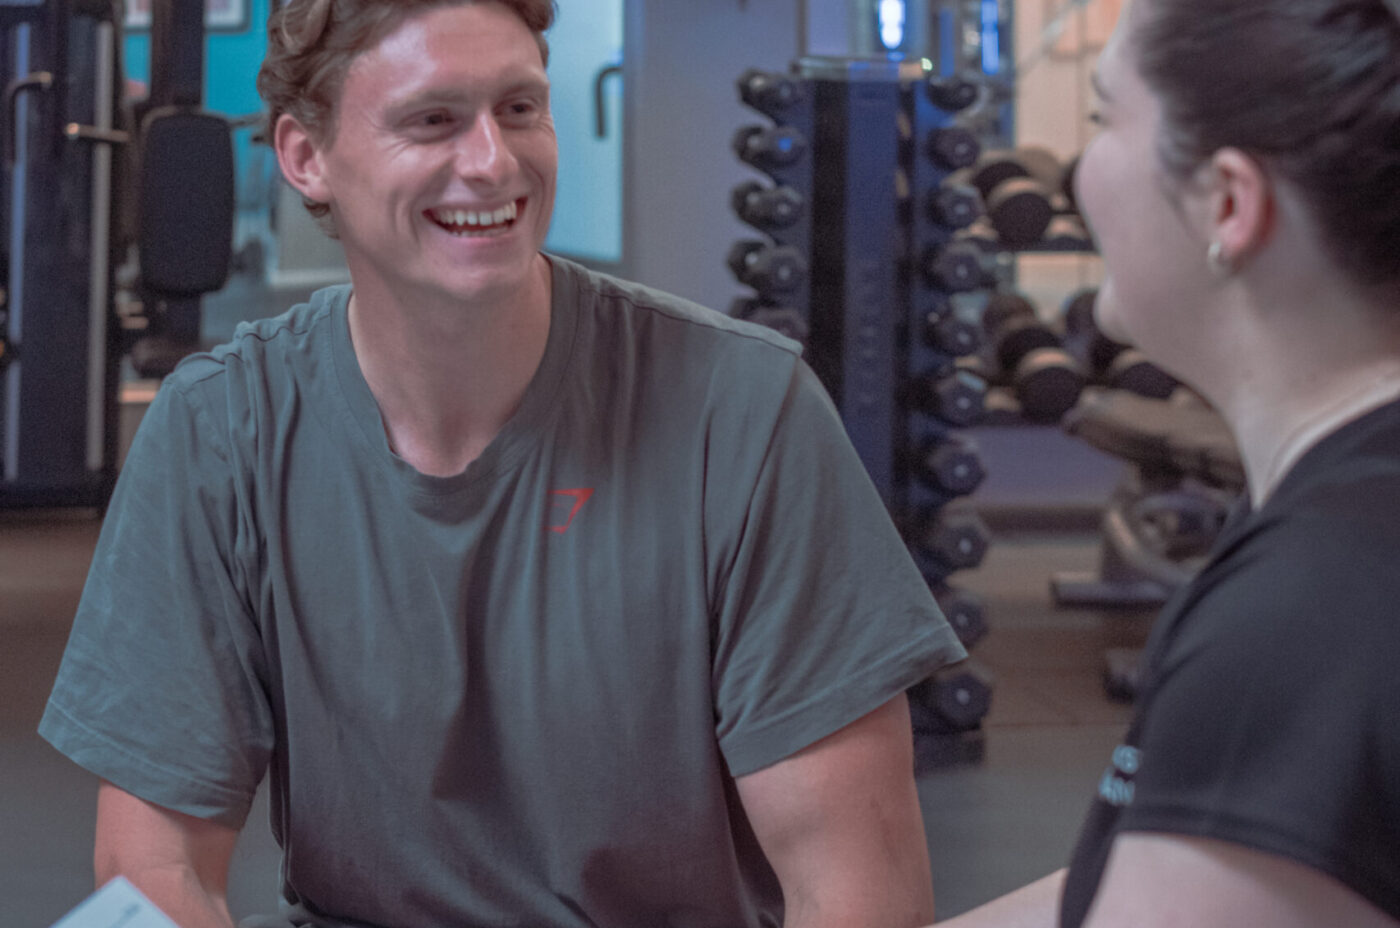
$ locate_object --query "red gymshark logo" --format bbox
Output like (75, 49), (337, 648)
(547, 488), (594, 534)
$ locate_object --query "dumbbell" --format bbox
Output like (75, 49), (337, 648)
(913, 433), (987, 497)
(916, 506), (991, 573)
(982, 291), (1086, 423)
(925, 73), (981, 112)
(730, 297), (809, 346)
(737, 68), (803, 119)
(924, 125), (982, 172)
(921, 303), (983, 357)
(1015, 144), (1083, 222)
(727, 241), (807, 298)
(733, 125), (808, 173)
(908, 662), (994, 733)
(921, 240), (989, 293)
(933, 585), (989, 649)
(731, 181), (805, 232)
(925, 182), (984, 232)
(906, 368), (988, 427)
(968, 150), (1056, 247)
(1061, 289), (1179, 399)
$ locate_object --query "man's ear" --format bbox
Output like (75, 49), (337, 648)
(274, 113), (332, 206)
(1204, 147), (1274, 267)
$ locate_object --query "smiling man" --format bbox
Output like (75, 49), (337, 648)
(38, 3), (965, 927)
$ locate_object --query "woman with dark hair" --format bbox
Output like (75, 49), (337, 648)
(939, 0), (1400, 925)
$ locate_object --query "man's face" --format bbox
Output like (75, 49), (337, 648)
(307, 1), (557, 308)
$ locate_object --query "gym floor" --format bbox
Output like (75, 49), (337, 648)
(1, 279), (1155, 927)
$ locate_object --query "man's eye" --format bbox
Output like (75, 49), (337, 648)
(1087, 110), (1104, 126)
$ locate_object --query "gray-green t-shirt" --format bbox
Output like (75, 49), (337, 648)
(41, 256), (965, 928)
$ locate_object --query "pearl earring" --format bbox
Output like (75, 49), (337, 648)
(1207, 240), (1231, 275)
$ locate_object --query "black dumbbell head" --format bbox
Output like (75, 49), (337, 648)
(1013, 347), (1087, 423)
(994, 316), (1061, 374)
(927, 183), (984, 231)
(727, 243), (807, 296)
(932, 586), (989, 649)
(986, 177), (1054, 247)
(737, 68), (803, 117)
(924, 310), (983, 357)
(927, 665), (993, 730)
(919, 507), (991, 571)
(915, 369), (988, 427)
(923, 241), (986, 293)
(1103, 350), (1179, 399)
(733, 125), (808, 172)
(925, 126), (982, 171)
(920, 438), (987, 496)
(969, 152), (1031, 200)
(925, 74), (980, 112)
(727, 240), (765, 281)
(982, 290), (1037, 334)
(732, 181), (805, 231)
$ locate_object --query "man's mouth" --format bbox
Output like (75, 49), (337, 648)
(427, 199), (522, 237)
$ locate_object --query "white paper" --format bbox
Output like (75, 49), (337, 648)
(48, 877), (180, 928)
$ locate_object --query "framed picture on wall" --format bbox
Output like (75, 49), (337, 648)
(124, 0), (250, 32)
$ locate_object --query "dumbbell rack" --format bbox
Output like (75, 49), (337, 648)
(729, 59), (999, 764)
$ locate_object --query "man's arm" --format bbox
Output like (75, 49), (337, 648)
(95, 780), (240, 928)
(734, 694), (935, 928)
(1081, 833), (1399, 928)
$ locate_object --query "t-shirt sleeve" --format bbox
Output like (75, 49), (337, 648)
(1118, 522), (1400, 917)
(709, 358), (966, 777)
(38, 374), (273, 828)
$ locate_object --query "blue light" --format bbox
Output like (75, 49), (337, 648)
(879, 0), (906, 51)
(981, 0), (1001, 74)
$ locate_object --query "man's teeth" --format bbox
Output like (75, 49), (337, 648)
(435, 202), (518, 230)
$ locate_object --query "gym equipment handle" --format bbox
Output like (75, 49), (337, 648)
(4, 70), (52, 166)
(593, 63), (623, 139)
(64, 123), (130, 145)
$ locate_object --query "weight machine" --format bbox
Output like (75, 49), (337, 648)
(1, 0), (232, 509)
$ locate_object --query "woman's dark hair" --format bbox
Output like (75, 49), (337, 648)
(256, 0), (557, 233)
(1131, 0), (1400, 294)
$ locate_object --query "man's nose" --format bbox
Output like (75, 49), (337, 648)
(454, 113), (517, 184)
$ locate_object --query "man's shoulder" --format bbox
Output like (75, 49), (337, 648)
(165, 284), (348, 392)
(559, 258), (803, 359)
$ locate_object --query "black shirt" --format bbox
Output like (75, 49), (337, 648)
(1061, 399), (1400, 926)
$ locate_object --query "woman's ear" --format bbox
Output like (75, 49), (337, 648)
(274, 112), (332, 206)
(1203, 147), (1274, 268)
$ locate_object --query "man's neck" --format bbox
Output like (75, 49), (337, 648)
(346, 256), (554, 477)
